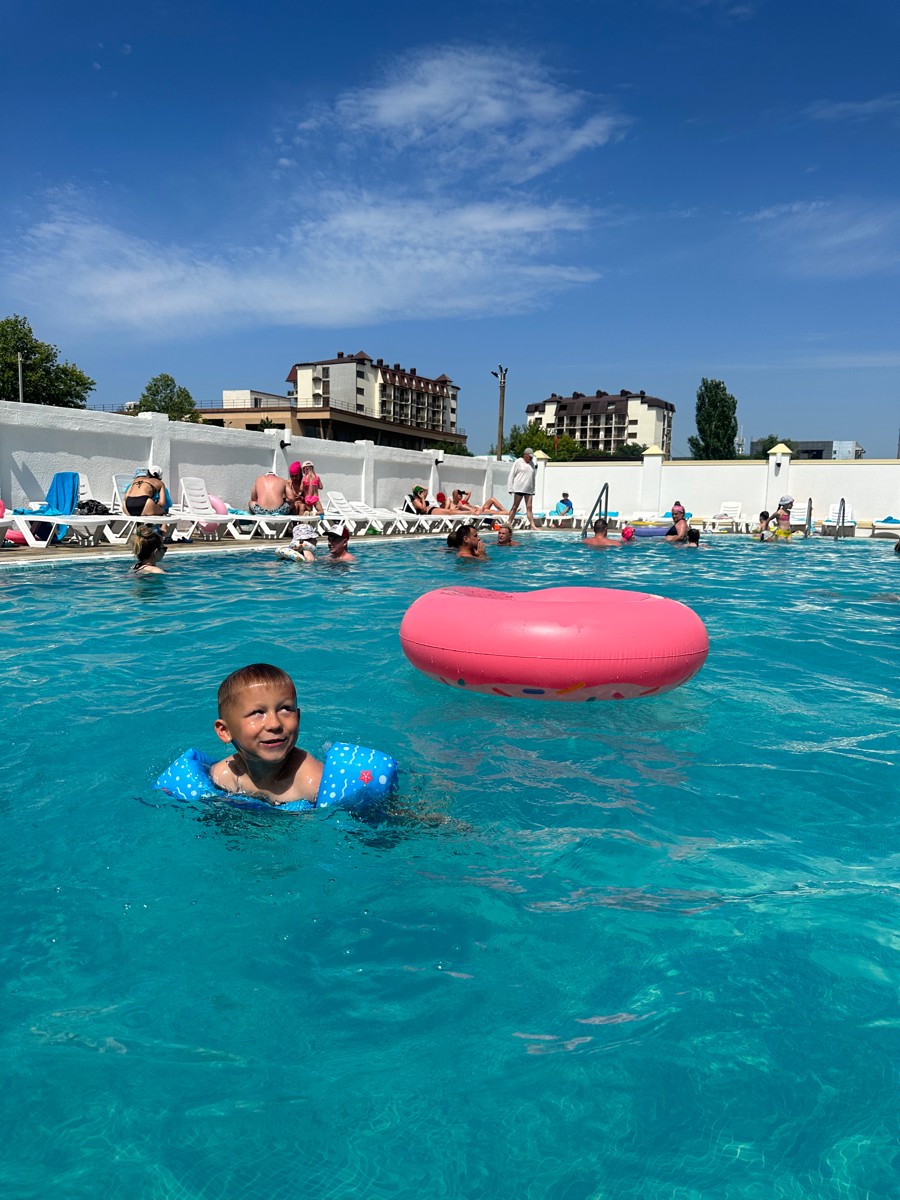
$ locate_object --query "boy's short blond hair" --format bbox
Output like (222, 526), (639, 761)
(218, 663), (295, 717)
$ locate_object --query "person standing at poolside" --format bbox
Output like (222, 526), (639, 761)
(300, 461), (325, 514)
(250, 471), (292, 516)
(507, 448), (539, 531)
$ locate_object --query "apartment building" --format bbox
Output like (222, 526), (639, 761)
(526, 389), (675, 457)
(201, 351), (467, 452)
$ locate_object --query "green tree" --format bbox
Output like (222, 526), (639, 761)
(497, 421), (580, 461)
(429, 440), (474, 458)
(134, 373), (199, 422)
(688, 378), (738, 459)
(749, 433), (798, 458)
(0, 314), (95, 408)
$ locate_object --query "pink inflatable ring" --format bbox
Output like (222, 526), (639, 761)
(400, 586), (709, 701)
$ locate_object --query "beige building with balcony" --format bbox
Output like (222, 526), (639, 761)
(200, 351), (466, 452)
(525, 389), (675, 457)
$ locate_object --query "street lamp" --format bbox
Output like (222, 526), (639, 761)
(491, 365), (507, 461)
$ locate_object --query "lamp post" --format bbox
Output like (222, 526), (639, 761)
(17, 352), (24, 403)
(491, 365), (507, 461)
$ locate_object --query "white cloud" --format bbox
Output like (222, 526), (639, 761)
(743, 200), (900, 279)
(4, 194), (598, 334)
(304, 46), (629, 183)
(804, 94), (900, 124)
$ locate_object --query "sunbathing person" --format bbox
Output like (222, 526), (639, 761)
(131, 524), (167, 574)
(449, 488), (507, 515)
(406, 485), (453, 516)
(124, 466), (169, 517)
(250, 471), (292, 516)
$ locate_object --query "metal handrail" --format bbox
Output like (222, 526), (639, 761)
(802, 497), (813, 537)
(834, 496), (846, 538)
(581, 482), (609, 539)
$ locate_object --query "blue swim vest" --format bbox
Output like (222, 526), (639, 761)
(155, 742), (398, 813)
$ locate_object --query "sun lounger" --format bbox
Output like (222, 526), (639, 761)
(821, 502), (856, 536)
(348, 502), (409, 536)
(177, 477), (258, 541)
(323, 492), (376, 536)
(704, 502), (745, 533)
(872, 516), (900, 539)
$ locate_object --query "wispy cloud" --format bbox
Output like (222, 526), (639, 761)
(743, 200), (900, 279)
(2, 45), (633, 334)
(294, 46), (630, 183)
(5, 193), (597, 334)
(803, 93), (900, 125)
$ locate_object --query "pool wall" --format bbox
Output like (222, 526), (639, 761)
(1, 399), (898, 527)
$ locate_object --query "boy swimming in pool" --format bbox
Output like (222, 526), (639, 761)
(210, 663), (323, 806)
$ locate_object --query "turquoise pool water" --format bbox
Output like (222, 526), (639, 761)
(2, 535), (898, 1199)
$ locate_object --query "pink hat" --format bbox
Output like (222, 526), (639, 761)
(288, 461), (302, 475)
(621, 526), (635, 541)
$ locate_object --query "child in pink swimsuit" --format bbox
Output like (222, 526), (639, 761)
(300, 461), (324, 514)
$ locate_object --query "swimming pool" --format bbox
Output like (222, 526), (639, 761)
(2, 535), (898, 1198)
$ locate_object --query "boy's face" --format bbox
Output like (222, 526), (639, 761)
(214, 681), (299, 764)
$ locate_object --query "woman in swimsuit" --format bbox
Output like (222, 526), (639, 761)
(131, 524), (167, 574)
(664, 501), (690, 544)
(124, 467), (168, 518)
(449, 489), (507, 515)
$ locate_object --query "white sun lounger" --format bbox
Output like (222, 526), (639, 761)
(348, 502), (409, 536)
(177, 478), (258, 541)
(323, 492), (379, 536)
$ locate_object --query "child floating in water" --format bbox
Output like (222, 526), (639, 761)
(289, 520), (319, 562)
(210, 663), (323, 806)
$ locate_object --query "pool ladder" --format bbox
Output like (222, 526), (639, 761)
(582, 483), (609, 539)
(833, 496), (847, 539)
(800, 497), (813, 538)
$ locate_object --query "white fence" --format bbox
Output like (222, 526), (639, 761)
(1, 401), (898, 528)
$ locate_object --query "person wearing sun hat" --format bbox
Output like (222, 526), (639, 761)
(299, 460), (324, 514)
(772, 495), (795, 540)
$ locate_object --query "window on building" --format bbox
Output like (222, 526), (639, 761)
(357, 387), (365, 396)
(357, 369), (365, 379)
(321, 366), (330, 378)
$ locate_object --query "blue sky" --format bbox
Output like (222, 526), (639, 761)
(2, 0), (898, 455)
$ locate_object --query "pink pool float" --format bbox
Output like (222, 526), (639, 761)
(400, 586), (709, 701)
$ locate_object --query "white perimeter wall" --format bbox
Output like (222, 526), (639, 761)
(2, 400), (898, 524)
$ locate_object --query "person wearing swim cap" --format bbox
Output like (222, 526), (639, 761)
(620, 526), (636, 543)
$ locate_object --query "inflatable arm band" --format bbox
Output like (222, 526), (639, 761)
(155, 742), (398, 812)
